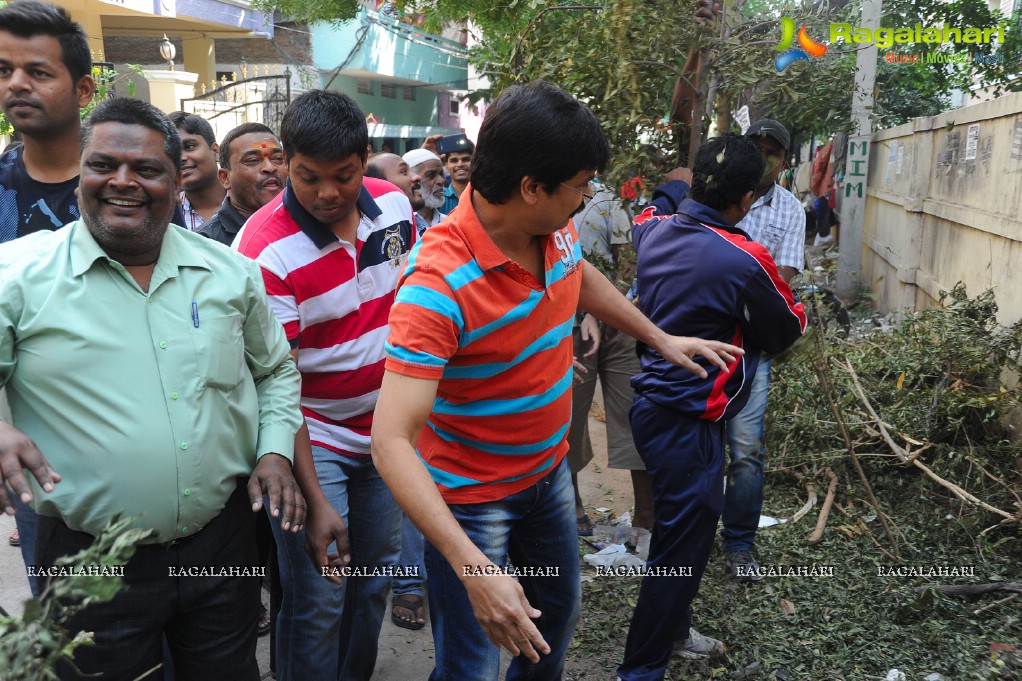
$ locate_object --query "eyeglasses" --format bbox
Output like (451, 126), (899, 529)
(560, 181), (595, 203)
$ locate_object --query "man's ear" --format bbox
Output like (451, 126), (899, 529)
(520, 176), (542, 206)
(218, 167), (230, 191)
(75, 74), (96, 110)
(211, 143), (220, 159)
(740, 190), (755, 214)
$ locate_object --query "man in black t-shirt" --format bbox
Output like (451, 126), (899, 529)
(0, 1), (94, 243)
(0, 144), (80, 239)
(0, 0), (95, 598)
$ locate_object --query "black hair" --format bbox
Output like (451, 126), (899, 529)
(471, 80), (609, 204)
(689, 134), (765, 212)
(81, 98), (182, 171)
(219, 122), (277, 168)
(0, 0), (91, 83)
(167, 111), (217, 148)
(280, 89), (368, 162)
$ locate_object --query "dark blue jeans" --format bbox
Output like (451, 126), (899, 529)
(619, 396), (726, 681)
(270, 447), (401, 681)
(426, 459), (580, 681)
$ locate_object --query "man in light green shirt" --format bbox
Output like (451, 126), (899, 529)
(0, 98), (313, 680)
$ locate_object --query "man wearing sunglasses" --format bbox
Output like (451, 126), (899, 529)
(723, 119), (806, 582)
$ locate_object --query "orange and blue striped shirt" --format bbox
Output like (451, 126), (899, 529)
(385, 186), (583, 504)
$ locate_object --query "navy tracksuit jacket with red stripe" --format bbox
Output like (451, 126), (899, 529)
(631, 191), (807, 421)
(619, 186), (807, 681)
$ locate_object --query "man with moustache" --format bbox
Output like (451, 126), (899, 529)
(199, 122), (285, 246)
(169, 111), (226, 231)
(0, 0), (96, 596)
(0, 97), (310, 680)
(403, 148), (446, 235)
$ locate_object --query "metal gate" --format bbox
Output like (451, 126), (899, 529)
(180, 70), (291, 136)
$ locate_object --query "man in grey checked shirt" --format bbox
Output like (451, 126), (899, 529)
(724, 119), (806, 581)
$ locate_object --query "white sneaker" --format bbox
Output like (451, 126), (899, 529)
(675, 627), (725, 659)
(813, 234), (833, 247)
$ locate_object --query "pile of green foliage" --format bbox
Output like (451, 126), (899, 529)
(770, 283), (1022, 527)
(569, 285), (1022, 679)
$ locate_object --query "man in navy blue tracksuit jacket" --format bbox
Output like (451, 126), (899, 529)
(618, 134), (807, 681)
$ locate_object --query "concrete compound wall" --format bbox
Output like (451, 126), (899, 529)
(863, 91), (1022, 326)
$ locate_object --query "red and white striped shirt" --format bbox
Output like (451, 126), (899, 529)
(234, 177), (415, 456)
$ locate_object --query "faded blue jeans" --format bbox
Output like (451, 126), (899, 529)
(271, 447), (401, 681)
(393, 515), (426, 598)
(721, 359), (772, 553)
(425, 459), (580, 681)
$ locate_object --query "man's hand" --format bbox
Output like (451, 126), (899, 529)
(462, 570), (551, 663)
(248, 453), (306, 532)
(656, 335), (743, 379)
(0, 421), (60, 514)
(664, 166), (693, 185)
(422, 134), (443, 155)
(303, 499), (350, 585)
(579, 313), (601, 359)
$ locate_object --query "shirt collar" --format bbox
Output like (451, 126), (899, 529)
(69, 219), (212, 278)
(281, 178), (380, 250)
(218, 195), (247, 235)
(454, 184), (511, 271)
(751, 183), (778, 209)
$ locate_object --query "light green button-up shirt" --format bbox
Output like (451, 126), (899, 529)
(0, 221), (302, 542)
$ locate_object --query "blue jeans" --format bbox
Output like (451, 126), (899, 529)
(393, 515), (426, 597)
(619, 395), (725, 681)
(425, 459), (580, 681)
(271, 447), (401, 681)
(13, 494), (42, 597)
(722, 359), (772, 553)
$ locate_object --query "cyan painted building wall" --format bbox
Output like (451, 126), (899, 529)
(310, 13), (467, 89)
(322, 74), (438, 126)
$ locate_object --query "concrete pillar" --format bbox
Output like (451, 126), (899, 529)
(143, 70), (199, 114)
(67, 2), (106, 63)
(183, 36), (216, 95)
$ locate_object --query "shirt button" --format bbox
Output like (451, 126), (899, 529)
(183, 488), (191, 496)
(181, 526), (189, 533)
(159, 341), (168, 349)
(170, 392), (179, 400)
(180, 442), (189, 450)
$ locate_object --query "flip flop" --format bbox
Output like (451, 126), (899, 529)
(8, 529), (18, 547)
(257, 605), (271, 637)
(391, 594), (426, 630)
(577, 514), (593, 537)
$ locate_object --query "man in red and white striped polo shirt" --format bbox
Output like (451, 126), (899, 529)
(234, 90), (415, 681)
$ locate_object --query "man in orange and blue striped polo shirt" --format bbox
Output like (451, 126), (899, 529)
(372, 80), (742, 681)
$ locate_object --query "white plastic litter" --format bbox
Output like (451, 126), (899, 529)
(924, 674), (945, 681)
(583, 544), (626, 567)
(884, 670), (906, 681)
(758, 515), (786, 528)
(613, 512), (632, 527)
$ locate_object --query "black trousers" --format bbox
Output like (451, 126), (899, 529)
(37, 480), (261, 681)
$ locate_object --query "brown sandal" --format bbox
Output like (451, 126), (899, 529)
(391, 594), (426, 630)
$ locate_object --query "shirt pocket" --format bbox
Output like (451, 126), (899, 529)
(188, 314), (246, 391)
